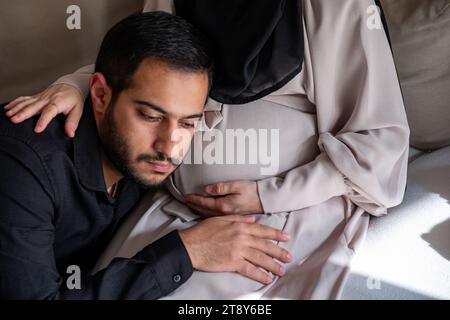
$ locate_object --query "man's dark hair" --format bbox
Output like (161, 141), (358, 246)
(95, 11), (214, 102)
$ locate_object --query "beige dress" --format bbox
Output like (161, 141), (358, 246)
(55, 0), (410, 299)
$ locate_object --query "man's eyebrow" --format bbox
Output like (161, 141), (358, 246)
(134, 100), (168, 115)
(183, 113), (204, 120)
(134, 100), (203, 119)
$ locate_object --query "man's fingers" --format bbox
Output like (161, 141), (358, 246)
(34, 103), (61, 133)
(244, 248), (286, 277)
(237, 260), (272, 285)
(64, 104), (83, 138)
(247, 223), (291, 242)
(250, 238), (292, 263)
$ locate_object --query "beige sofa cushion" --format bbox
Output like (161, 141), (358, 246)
(382, 0), (450, 150)
(0, 0), (143, 103)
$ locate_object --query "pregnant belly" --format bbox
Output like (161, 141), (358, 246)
(170, 99), (319, 197)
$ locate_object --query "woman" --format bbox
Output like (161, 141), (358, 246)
(4, 0), (409, 299)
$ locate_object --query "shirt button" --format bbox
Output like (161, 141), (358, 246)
(173, 274), (182, 283)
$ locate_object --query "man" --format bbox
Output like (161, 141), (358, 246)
(0, 12), (292, 300)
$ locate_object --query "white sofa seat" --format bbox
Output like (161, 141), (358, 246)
(342, 146), (450, 299)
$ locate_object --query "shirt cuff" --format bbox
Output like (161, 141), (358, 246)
(257, 152), (350, 214)
(52, 65), (94, 100)
(133, 230), (193, 296)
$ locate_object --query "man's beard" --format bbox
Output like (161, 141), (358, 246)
(99, 105), (178, 190)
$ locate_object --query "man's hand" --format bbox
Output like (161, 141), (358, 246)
(179, 215), (292, 285)
(185, 180), (264, 217)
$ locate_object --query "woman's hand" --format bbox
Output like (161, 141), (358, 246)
(185, 180), (264, 217)
(4, 84), (85, 138)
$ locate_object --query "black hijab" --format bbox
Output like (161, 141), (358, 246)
(174, 0), (304, 105)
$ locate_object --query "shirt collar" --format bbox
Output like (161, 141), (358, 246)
(73, 98), (107, 193)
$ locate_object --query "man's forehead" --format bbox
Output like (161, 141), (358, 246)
(124, 58), (208, 117)
(133, 57), (185, 79)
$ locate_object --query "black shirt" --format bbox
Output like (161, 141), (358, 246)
(0, 100), (193, 299)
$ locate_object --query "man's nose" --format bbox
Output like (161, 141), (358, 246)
(153, 121), (184, 158)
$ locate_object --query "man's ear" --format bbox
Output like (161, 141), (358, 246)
(90, 73), (112, 116)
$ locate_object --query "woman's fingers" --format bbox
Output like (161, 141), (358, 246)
(63, 104), (84, 138)
(4, 96), (32, 111)
(186, 202), (221, 217)
(34, 103), (61, 133)
(220, 215), (256, 224)
(5, 84), (85, 137)
(9, 99), (50, 123)
(5, 98), (39, 118)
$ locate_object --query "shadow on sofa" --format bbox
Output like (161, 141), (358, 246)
(422, 218), (450, 261)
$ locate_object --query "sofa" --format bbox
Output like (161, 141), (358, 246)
(1, 0), (449, 300)
(342, 0), (450, 299)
